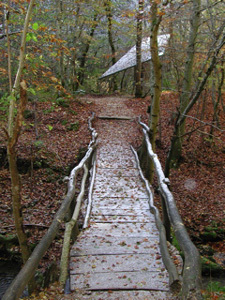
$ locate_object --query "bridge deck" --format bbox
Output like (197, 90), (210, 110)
(70, 118), (178, 299)
(70, 97), (178, 299)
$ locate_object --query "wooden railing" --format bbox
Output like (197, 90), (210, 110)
(133, 119), (202, 300)
(2, 113), (97, 300)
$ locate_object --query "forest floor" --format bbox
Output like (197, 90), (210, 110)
(0, 92), (225, 299)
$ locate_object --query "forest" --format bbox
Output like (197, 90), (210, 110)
(0, 0), (225, 299)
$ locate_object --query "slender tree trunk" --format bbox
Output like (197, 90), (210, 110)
(75, 13), (98, 90)
(104, 0), (117, 91)
(8, 0), (35, 137)
(56, 0), (65, 88)
(7, 82), (31, 264)
(135, 0), (144, 98)
(166, 0), (201, 167)
(165, 32), (225, 177)
(148, 0), (162, 182)
(210, 62), (224, 136)
(5, 2), (36, 292)
(5, 0), (12, 91)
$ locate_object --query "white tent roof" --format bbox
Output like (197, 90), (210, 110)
(100, 34), (170, 79)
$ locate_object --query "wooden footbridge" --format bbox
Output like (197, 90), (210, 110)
(69, 118), (178, 299)
(2, 97), (202, 300)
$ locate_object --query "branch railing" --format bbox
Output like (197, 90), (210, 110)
(2, 113), (98, 300)
(136, 118), (202, 300)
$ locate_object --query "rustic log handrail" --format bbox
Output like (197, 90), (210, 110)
(138, 119), (202, 300)
(59, 164), (89, 285)
(131, 146), (181, 289)
(2, 113), (97, 300)
(83, 152), (97, 229)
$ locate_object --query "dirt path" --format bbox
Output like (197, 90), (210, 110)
(69, 96), (178, 299)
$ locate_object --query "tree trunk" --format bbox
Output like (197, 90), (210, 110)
(5, 0), (12, 91)
(166, 0), (201, 166)
(74, 13), (98, 90)
(7, 82), (30, 264)
(8, 0), (35, 137)
(56, 0), (65, 88)
(148, 0), (162, 182)
(104, 0), (117, 92)
(135, 0), (144, 98)
(165, 32), (225, 177)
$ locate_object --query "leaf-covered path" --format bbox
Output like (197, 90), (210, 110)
(69, 97), (178, 299)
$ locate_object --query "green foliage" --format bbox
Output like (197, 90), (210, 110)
(201, 256), (225, 276)
(32, 22), (39, 30)
(207, 281), (225, 293)
(46, 124), (53, 131)
(66, 121), (79, 131)
(34, 140), (44, 148)
(43, 106), (55, 114)
(61, 119), (68, 126)
(55, 98), (70, 108)
(0, 94), (10, 120)
(26, 32), (38, 42)
(202, 281), (225, 300)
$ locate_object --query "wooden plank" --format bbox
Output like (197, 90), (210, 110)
(70, 270), (169, 291)
(96, 158), (135, 169)
(71, 236), (159, 256)
(90, 214), (150, 223)
(67, 290), (177, 300)
(84, 222), (158, 238)
(70, 253), (166, 274)
(98, 115), (133, 120)
(93, 197), (149, 210)
(93, 187), (147, 199)
(91, 208), (151, 217)
(96, 167), (140, 177)
(93, 175), (145, 191)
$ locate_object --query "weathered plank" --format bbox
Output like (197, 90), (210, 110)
(70, 271), (169, 291)
(81, 222), (158, 238)
(68, 290), (178, 300)
(91, 208), (151, 216)
(96, 167), (140, 177)
(98, 115), (133, 120)
(70, 253), (165, 274)
(91, 214), (150, 223)
(71, 236), (160, 256)
(96, 157), (135, 169)
(92, 197), (149, 210)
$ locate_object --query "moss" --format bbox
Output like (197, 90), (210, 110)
(67, 121), (79, 131)
(200, 231), (217, 241)
(201, 256), (225, 276)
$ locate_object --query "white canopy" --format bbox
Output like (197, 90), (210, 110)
(100, 34), (170, 79)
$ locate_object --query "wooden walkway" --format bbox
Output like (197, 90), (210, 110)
(69, 114), (177, 299)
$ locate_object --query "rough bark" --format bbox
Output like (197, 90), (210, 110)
(135, 0), (144, 98)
